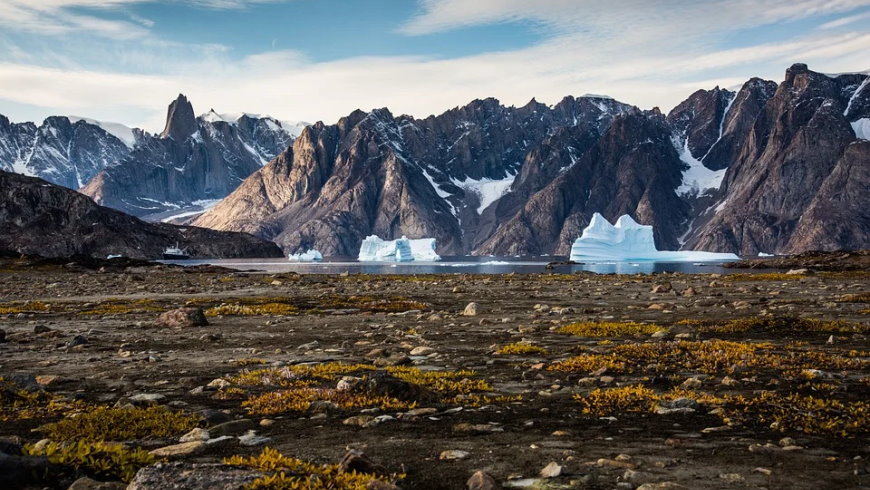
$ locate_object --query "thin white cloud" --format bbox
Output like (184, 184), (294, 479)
(401, 0), (870, 35)
(0, 0), (868, 132)
(1, 28), (868, 132)
(818, 10), (870, 29)
(0, 0), (292, 39)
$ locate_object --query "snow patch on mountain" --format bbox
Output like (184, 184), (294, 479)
(67, 116), (137, 148)
(674, 137), (726, 197)
(843, 77), (870, 116)
(451, 174), (516, 214)
(852, 118), (870, 140)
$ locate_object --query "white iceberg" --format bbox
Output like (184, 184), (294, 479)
(358, 235), (441, 262)
(288, 249), (323, 262)
(569, 213), (739, 262)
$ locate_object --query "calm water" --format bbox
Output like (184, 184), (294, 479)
(161, 256), (739, 275)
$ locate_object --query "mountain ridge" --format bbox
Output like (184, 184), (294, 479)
(194, 64), (870, 256)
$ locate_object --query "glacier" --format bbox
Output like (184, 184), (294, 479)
(288, 249), (323, 262)
(569, 213), (739, 262)
(358, 235), (441, 262)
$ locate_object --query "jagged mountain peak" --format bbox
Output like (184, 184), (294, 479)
(161, 93), (197, 141)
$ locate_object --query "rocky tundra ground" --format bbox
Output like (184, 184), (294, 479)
(0, 256), (868, 489)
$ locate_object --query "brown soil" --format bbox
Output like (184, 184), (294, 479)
(1, 262), (868, 489)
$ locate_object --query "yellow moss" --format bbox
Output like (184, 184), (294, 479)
(39, 406), (198, 442)
(313, 295), (428, 313)
(574, 385), (660, 416)
(235, 358), (269, 367)
(549, 340), (865, 375)
(225, 447), (401, 490)
(0, 300), (51, 314)
(0, 377), (88, 422)
(213, 387), (249, 400)
(78, 299), (162, 316)
(198, 294), (427, 316)
(495, 343), (548, 355)
(227, 368), (317, 389)
(706, 316), (868, 335)
(558, 321), (664, 337)
(385, 366), (492, 393)
(242, 387), (415, 416)
(25, 441), (156, 482)
(721, 391), (870, 437)
(288, 363), (378, 380)
(548, 353), (629, 374)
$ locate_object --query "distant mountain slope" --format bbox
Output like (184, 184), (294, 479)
(80, 95), (300, 220)
(0, 170), (282, 259)
(0, 114), (138, 189)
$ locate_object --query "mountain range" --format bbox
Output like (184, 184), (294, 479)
(1, 95), (306, 222)
(193, 64), (869, 256)
(1, 63), (867, 257)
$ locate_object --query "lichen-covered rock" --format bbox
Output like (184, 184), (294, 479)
(126, 462), (262, 490)
(155, 308), (208, 328)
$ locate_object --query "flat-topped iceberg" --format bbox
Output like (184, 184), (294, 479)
(358, 235), (441, 262)
(569, 213), (739, 262)
(288, 249), (323, 262)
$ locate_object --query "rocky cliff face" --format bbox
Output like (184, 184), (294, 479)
(0, 114), (134, 189)
(477, 109), (689, 255)
(195, 65), (869, 256)
(193, 96), (635, 255)
(79, 95), (297, 220)
(686, 64), (870, 255)
(0, 171), (282, 259)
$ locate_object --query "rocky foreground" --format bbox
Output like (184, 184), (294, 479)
(0, 259), (868, 489)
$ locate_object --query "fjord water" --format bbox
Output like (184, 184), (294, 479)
(161, 256), (737, 275)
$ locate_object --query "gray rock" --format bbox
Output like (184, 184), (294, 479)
(210, 419), (255, 436)
(467, 470), (501, 490)
(463, 303), (479, 316)
(155, 308), (208, 328)
(127, 462), (262, 490)
(439, 450), (470, 460)
(179, 428), (210, 443)
(149, 441), (206, 459)
(68, 335), (88, 347)
(540, 461), (563, 478)
(237, 430), (271, 447)
(68, 477), (126, 490)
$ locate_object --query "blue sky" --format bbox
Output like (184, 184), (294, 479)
(0, 0), (868, 130)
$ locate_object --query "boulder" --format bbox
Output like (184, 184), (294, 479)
(155, 308), (208, 328)
(467, 470), (501, 490)
(127, 462), (262, 490)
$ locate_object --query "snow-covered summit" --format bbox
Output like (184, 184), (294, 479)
(67, 116), (138, 148)
(569, 213), (738, 262)
(199, 110), (309, 137)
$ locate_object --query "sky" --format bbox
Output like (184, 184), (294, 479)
(0, 0), (869, 132)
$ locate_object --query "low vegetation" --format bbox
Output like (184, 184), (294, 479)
(39, 406), (198, 442)
(225, 447), (402, 490)
(557, 321), (663, 337)
(25, 441), (156, 482)
(495, 343), (549, 355)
